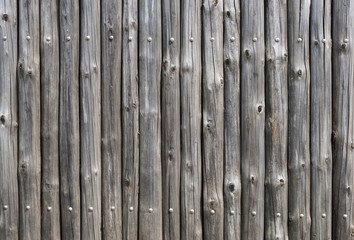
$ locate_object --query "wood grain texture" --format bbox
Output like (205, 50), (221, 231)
(264, 0), (288, 239)
(332, 0), (354, 239)
(122, 0), (139, 239)
(240, 0), (265, 239)
(40, 0), (60, 238)
(223, 0), (241, 239)
(138, 0), (162, 239)
(59, 0), (81, 239)
(0, 1), (18, 239)
(180, 0), (203, 239)
(201, 0), (224, 239)
(161, 0), (181, 239)
(101, 0), (122, 238)
(18, 0), (41, 238)
(287, 0), (311, 239)
(310, 0), (332, 239)
(80, 0), (101, 238)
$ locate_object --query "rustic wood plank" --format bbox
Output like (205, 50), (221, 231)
(161, 0), (181, 239)
(122, 0), (139, 239)
(287, 0), (311, 238)
(223, 0), (241, 239)
(240, 0), (265, 239)
(101, 0), (122, 239)
(138, 0), (162, 239)
(18, 0), (41, 238)
(40, 0), (60, 238)
(201, 0), (224, 239)
(59, 0), (81, 238)
(332, 0), (354, 239)
(310, 0), (332, 239)
(264, 0), (288, 239)
(80, 0), (101, 238)
(0, 1), (18, 239)
(180, 0), (203, 239)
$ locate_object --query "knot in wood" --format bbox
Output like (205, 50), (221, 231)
(0, 115), (5, 125)
(2, 13), (8, 21)
(245, 49), (251, 58)
(297, 69), (303, 77)
(257, 105), (263, 113)
(228, 183), (235, 192)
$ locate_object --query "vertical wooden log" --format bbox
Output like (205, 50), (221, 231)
(180, 0), (203, 239)
(138, 0), (162, 239)
(18, 0), (41, 238)
(332, 0), (354, 239)
(80, 0), (101, 238)
(223, 0), (241, 239)
(264, 1), (288, 239)
(310, 0), (332, 239)
(101, 0), (122, 239)
(122, 0), (139, 239)
(287, 0), (311, 238)
(0, 1), (18, 239)
(240, 0), (265, 239)
(161, 0), (181, 239)
(59, 0), (81, 238)
(41, 0), (60, 239)
(201, 0), (224, 239)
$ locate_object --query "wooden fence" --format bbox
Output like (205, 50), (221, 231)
(0, 0), (352, 239)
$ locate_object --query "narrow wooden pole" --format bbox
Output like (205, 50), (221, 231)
(101, 0), (123, 238)
(18, 0), (41, 238)
(161, 0), (181, 239)
(264, 0), (288, 239)
(287, 0), (311, 239)
(332, 0), (354, 239)
(40, 0), (60, 238)
(0, 1), (18, 239)
(80, 0), (101, 238)
(122, 0), (139, 239)
(223, 0), (241, 238)
(138, 0), (162, 239)
(180, 0), (203, 239)
(310, 0), (332, 239)
(240, 0), (265, 239)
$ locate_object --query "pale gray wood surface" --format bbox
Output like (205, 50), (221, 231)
(264, 1), (288, 239)
(18, 0), (41, 238)
(287, 0), (311, 239)
(101, 0), (122, 239)
(80, 0), (101, 238)
(122, 0), (139, 239)
(40, 0), (60, 238)
(223, 0), (241, 239)
(161, 0), (181, 239)
(0, 1), (18, 239)
(240, 0), (265, 239)
(138, 0), (162, 239)
(180, 0), (203, 239)
(59, 0), (81, 239)
(310, 0), (332, 239)
(332, 0), (354, 239)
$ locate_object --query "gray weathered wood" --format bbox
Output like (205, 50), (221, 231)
(0, 1), (19, 239)
(101, 0), (122, 239)
(138, 0), (162, 239)
(59, 0), (81, 238)
(122, 0), (139, 239)
(332, 0), (354, 239)
(223, 0), (241, 239)
(180, 0), (203, 239)
(310, 0), (332, 239)
(287, 0), (311, 238)
(201, 1), (224, 239)
(18, 0), (41, 238)
(161, 0), (181, 239)
(240, 0), (265, 239)
(264, 1), (288, 239)
(80, 0), (101, 238)
(40, 0), (60, 238)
